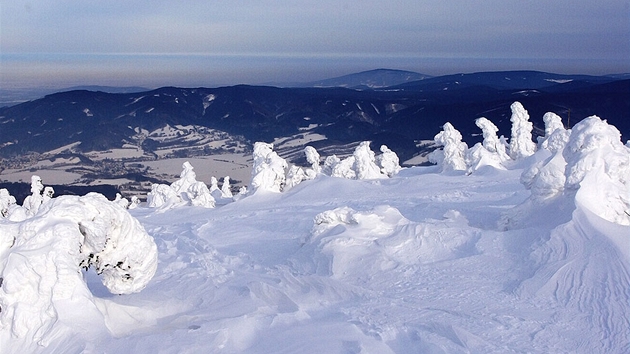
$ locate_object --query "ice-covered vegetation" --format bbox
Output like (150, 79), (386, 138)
(0, 101), (629, 353)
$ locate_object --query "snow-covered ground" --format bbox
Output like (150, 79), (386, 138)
(1, 110), (629, 353)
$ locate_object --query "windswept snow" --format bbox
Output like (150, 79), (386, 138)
(0, 108), (629, 353)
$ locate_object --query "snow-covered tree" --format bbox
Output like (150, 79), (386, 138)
(221, 176), (233, 198)
(331, 156), (356, 179)
(563, 116), (630, 225)
(209, 176), (223, 200)
(171, 161), (197, 197)
(509, 101), (536, 159)
(466, 117), (510, 172)
(43, 186), (55, 204)
(354, 141), (385, 179)
(322, 155), (341, 176)
(543, 112), (564, 138)
(22, 175), (45, 216)
(430, 122), (468, 172)
(250, 142), (288, 193)
(285, 165), (307, 191)
(147, 162), (215, 208)
(376, 145), (401, 177)
(129, 196), (140, 209)
(0, 188), (17, 218)
(304, 146), (321, 175)
(186, 181), (215, 208)
(520, 128), (570, 202)
(114, 193), (130, 209)
(146, 183), (180, 208)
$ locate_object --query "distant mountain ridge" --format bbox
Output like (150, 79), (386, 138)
(0, 70), (628, 166)
(297, 68), (431, 89)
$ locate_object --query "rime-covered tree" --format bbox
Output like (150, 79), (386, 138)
(430, 122), (468, 172)
(376, 145), (401, 177)
(509, 102), (536, 159)
(250, 142), (288, 193)
(354, 141), (385, 179)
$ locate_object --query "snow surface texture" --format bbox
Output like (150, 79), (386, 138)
(1, 107), (629, 353)
(0, 193), (158, 349)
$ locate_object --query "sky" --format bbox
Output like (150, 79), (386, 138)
(1, 0), (629, 89)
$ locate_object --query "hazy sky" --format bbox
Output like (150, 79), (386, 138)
(1, 0), (629, 88)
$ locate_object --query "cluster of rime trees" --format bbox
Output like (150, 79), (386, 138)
(250, 141), (401, 194)
(145, 161), (237, 210)
(144, 141), (402, 209)
(431, 101), (630, 225)
(0, 175), (55, 221)
(429, 101), (538, 173)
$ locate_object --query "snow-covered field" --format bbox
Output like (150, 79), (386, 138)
(1, 107), (629, 353)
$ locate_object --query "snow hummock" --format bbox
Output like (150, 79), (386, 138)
(1, 105), (629, 353)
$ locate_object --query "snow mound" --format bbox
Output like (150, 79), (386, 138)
(307, 206), (480, 278)
(0, 193), (157, 345)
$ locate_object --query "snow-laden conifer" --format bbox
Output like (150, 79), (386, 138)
(354, 141), (385, 179)
(509, 101), (536, 159)
(563, 116), (630, 224)
(376, 145), (401, 177)
(430, 122), (468, 172)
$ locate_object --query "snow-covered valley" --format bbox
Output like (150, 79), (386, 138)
(1, 103), (629, 353)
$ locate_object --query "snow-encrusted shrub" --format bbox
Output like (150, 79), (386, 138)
(0, 193), (158, 343)
(250, 142), (288, 193)
(508, 101), (537, 160)
(376, 145), (401, 177)
(430, 122), (468, 172)
(563, 116), (630, 225)
(466, 117), (510, 172)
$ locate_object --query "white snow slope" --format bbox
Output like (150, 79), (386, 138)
(1, 149), (630, 353)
